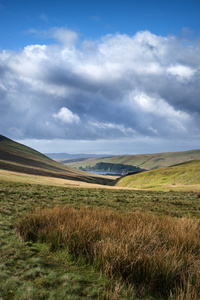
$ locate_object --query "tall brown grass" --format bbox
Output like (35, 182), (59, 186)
(16, 206), (200, 299)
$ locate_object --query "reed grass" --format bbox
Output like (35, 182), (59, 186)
(16, 206), (200, 299)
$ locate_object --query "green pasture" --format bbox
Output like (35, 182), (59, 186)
(115, 160), (200, 191)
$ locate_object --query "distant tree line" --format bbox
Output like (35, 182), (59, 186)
(79, 162), (145, 174)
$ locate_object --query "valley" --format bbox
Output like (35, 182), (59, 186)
(59, 149), (200, 172)
(0, 134), (200, 299)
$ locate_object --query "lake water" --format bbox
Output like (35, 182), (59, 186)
(86, 170), (123, 176)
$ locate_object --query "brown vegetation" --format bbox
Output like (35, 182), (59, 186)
(16, 206), (200, 299)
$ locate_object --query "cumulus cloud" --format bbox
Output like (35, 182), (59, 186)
(53, 107), (80, 124)
(0, 29), (200, 151)
(167, 64), (195, 82)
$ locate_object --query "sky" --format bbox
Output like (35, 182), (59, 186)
(0, 0), (200, 155)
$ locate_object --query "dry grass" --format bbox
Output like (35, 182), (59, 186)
(0, 169), (116, 188)
(16, 206), (200, 299)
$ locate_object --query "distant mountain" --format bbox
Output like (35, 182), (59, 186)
(44, 153), (111, 159)
(62, 149), (200, 172)
(0, 135), (112, 185)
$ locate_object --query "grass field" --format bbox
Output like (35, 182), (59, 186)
(115, 160), (200, 192)
(0, 169), (117, 188)
(1, 173), (200, 299)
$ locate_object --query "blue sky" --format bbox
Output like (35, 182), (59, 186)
(1, 0), (200, 49)
(0, 0), (200, 154)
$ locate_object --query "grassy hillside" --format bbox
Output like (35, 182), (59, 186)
(62, 149), (200, 171)
(115, 159), (200, 191)
(0, 135), (111, 185)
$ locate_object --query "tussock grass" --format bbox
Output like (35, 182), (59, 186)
(16, 206), (200, 299)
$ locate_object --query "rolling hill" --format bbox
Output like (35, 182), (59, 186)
(45, 152), (110, 159)
(61, 149), (200, 172)
(0, 135), (112, 185)
(114, 159), (200, 191)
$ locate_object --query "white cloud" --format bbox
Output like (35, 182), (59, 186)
(132, 92), (190, 120)
(51, 28), (78, 46)
(53, 107), (80, 124)
(24, 27), (78, 47)
(90, 121), (136, 137)
(0, 29), (200, 152)
(167, 64), (195, 82)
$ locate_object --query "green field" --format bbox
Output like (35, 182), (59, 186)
(115, 160), (200, 191)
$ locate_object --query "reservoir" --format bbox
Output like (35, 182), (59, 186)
(86, 170), (123, 176)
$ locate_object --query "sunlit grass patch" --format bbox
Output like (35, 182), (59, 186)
(115, 160), (200, 192)
(16, 206), (200, 299)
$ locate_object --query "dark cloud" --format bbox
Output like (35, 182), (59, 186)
(0, 30), (200, 151)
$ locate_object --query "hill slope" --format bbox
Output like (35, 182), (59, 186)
(61, 149), (200, 171)
(0, 135), (111, 185)
(115, 160), (200, 191)
(45, 153), (110, 159)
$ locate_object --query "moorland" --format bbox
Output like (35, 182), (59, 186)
(59, 149), (200, 172)
(0, 134), (200, 299)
